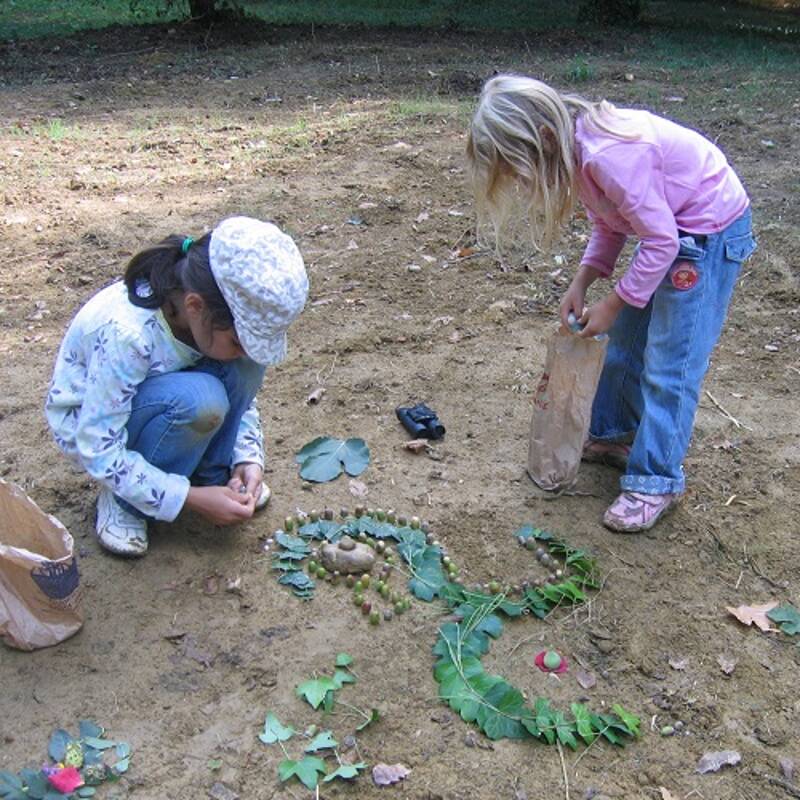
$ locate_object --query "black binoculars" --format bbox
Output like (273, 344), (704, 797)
(395, 403), (446, 440)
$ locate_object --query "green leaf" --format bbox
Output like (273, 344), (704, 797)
(82, 737), (116, 750)
(296, 677), (338, 710)
(278, 756), (327, 790)
(296, 437), (370, 482)
(570, 703), (597, 745)
(19, 770), (48, 799)
(207, 759), (223, 771)
(322, 762), (367, 782)
(767, 604), (800, 635)
(476, 681), (528, 740)
(403, 544), (447, 601)
(335, 653), (353, 667)
(304, 730), (338, 753)
(611, 704), (641, 737)
(78, 721), (104, 740)
(0, 772), (23, 791)
(259, 712), (296, 744)
(535, 698), (556, 745)
(113, 757), (130, 774)
(275, 532), (310, 553)
(77, 789), (97, 798)
(48, 729), (72, 761)
(332, 669), (356, 689)
(355, 708), (380, 731)
(553, 711), (579, 750)
(114, 742), (131, 759)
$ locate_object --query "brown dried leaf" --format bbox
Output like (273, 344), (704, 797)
(372, 763), (410, 786)
(305, 386), (326, 405)
(403, 438), (430, 453)
(697, 750), (741, 773)
(668, 657), (688, 671)
(348, 479), (369, 499)
(575, 669), (596, 690)
(726, 601), (779, 632)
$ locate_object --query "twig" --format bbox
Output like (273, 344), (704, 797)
(556, 740), (571, 800)
(704, 390), (752, 431)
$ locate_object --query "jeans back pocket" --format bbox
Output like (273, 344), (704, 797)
(724, 233), (757, 264)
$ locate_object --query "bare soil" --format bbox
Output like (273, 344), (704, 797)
(1, 21), (799, 800)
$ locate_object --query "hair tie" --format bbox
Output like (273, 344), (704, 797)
(181, 236), (194, 255)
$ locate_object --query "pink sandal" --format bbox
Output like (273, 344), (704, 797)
(603, 491), (678, 533)
(582, 440), (631, 471)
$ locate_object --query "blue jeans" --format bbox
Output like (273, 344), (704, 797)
(590, 209), (756, 495)
(118, 357), (265, 519)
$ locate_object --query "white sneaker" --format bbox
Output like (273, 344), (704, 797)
(255, 482), (271, 511)
(96, 488), (148, 557)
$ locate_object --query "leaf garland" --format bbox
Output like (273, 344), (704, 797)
(430, 527), (640, 748)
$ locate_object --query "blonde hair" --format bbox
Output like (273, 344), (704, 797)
(467, 74), (636, 252)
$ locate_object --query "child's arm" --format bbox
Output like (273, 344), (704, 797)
(73, 324), (190, 521)
(585, 143), (680, 308)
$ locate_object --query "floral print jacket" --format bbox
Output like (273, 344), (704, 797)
(45, 282), (264, 521)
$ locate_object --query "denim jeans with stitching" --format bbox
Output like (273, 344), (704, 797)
(117, 357), (265, 519)
(590, 208), (756, 496)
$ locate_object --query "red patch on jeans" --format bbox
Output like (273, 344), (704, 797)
(671, 261), (699, 290)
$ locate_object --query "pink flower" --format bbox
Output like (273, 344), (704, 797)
(534, 650), (569, 674)
(46, 765), (84, 793)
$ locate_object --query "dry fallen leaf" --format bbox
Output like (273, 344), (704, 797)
(348, 479), (368, 499)
(414, 210), (430, 224)
(372, 763), (410, 786)
(225, 576), (242, 595)
(717, 654), (737, 675)
(305, 386), (326, 405)
(202, 574), (220, 595)
(697, 750), (741, 774)
(668, 657), (688, 671)
(659, 789), (678, 800)
(726, 601), (779, 632)
(403, 438), (430, 453)
(576, 669), (596, 690)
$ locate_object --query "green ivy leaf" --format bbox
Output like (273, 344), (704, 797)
(335, 653), (353, 667)
(76, 789), (97, 798)
(113, 757), (130, 774)
(535, 698), (556, 745)
(278, 756), (327, 790)
(322, 762), (367, 782)
(296, 437), (370, 482)
(258, 713), (296, 745)
(77, 721), (103, 740)
(296, 677), (338, 710)
(553, 711), (579, 750)
(304, 730), (338, 753)
(332, 669), (356, 689)
(82, 737), (116, 750)
(48, 729), (72, 762)
(403, 544), (447, 601)
(19, 770), (48, 799)
(767, 604), (800, 635)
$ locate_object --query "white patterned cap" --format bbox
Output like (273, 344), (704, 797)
(209, 216), (308, 366)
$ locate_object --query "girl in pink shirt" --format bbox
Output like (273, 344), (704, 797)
(468, 74), (755, 532)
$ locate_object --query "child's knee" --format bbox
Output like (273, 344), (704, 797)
(186, 375), (230, 433)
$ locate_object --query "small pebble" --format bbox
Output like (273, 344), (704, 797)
(674, 720), (684, 731)
(660, 725), (675, 737)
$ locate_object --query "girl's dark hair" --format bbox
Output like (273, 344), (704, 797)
(123, 232), (233, 330)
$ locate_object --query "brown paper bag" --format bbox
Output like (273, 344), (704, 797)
(527, 328), (608, 492)
(0, 479), (83, 650)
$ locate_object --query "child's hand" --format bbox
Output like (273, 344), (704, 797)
(577, 292), (626, 338)
(559, 283), (586, 330)
(228, 462), (264, 505)
(185, 485), (255, 525)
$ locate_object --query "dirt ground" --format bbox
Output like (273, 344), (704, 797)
(1, 19), (799, 800)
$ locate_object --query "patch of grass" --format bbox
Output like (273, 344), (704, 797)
(566, 56), (594, 82)
(390, 97), (459, 120)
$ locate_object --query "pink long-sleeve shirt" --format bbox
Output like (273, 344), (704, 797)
(575, 110), (749, 307)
